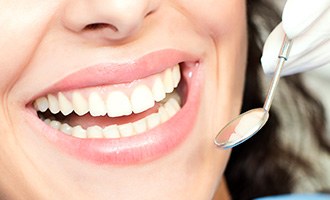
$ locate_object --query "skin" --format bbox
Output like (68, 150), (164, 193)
(0, 0), (247, 199)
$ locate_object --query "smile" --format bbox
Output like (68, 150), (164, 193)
(34, 65), (182, 139)
(28, 50), (202, 165)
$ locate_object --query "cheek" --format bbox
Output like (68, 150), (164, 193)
(192, 0), (247, 178)
(212, 1), (248, 110)
(0, 1), (58, 92)
(198, 0), (248, 126)
(179, 0), (247, 38)
(180, 0), (248, 101)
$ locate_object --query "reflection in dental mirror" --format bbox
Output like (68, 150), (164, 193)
(214, 108), (269, 149)
(215, 36), (292, 149)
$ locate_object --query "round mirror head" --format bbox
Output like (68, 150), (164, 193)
(214, 108), (269, 149)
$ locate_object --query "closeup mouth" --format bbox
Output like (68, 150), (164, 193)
(34, 64), (183, 139)
(28, 50), (201, 165)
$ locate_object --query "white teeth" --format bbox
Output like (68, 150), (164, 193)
(87, 126), (103, 138)
(172, 65), (181, 88)
(158, 106), (169, 123)
(58, 92), (74, 116)
(48, 94), (60, 114)
(132, 118), (147, 134)
(60, 123), (72, 135)
(50, 120), (61, 129)
(168, 98), (181, 111)
(34, 65), (181, 117)
(34, 97), (49, 112)
(163, 68), (174, 93)
(118, 123), (135, 137)
(146, 113), (161, 129)
(131, 85), (155, 114)
(72, 92), (89, 116)
(164, 97), (180, 118)
(106, 91), (132, 117)
(152, 77), (166, 102)
(37, 65), (183, 138)
(89, 92), (107, 117)
(72, 126), (87, 138)
(44, 119), (51, 125)
(170, 91), (181, 106)
(43, 92), (181, 139)
(103, 125), (120, 138)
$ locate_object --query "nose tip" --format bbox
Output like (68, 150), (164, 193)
(62, 0), (159, 41)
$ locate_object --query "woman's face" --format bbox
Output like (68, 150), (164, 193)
(0, 0), (247, 199)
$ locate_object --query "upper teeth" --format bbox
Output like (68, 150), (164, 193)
(34, 65), (181, 117)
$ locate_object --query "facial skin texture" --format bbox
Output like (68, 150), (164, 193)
(0, 0), (247, 199)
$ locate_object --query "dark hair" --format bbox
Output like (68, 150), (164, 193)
(224, 0), (330, 199)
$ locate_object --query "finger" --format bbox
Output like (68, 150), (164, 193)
(261, 24), (285, 75)
(283, 0), (330, 38)
(283, 40), (330, 76)
(261, 17), (330, 76)
(282, 9), (330, 75)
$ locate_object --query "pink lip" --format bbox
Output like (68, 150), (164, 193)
(46, 49), (199, 94)
(27, 49), (202, 165)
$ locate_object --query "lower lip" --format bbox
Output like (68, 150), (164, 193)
(27, 65), (202, 165)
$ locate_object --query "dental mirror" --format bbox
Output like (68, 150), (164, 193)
(214, 36), (292, 149)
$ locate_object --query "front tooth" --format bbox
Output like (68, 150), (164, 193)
(103, 125), (120, 138)
(133, 118), (147, 134)
(47, 94), (60, 114)
(72, 92), (89, 116)
(131, 85), (155, 114)
(87, 126), (103, 138)
(163, 68), (174, 93)
(89, 92), (107, 116)
(58, 92), (74, 116)
(172, 65), (181, 88)
(72, 125), (87, 138)
(146, 113), (161, 129)
(34, 97), (49, 112)
(118, 123), (135, 137)
(106, 91), (132, 117)
(152, 77), (166, 102)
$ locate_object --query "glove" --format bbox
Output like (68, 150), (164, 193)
(261, 0), (330, 76)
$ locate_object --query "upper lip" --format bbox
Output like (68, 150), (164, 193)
(32, 49), (199, 100)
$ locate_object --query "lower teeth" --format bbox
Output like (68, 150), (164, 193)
(42, 94), (181, 139)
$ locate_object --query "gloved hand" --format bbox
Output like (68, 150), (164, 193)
(261, 0), (330, 76)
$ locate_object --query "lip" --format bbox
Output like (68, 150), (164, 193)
(26, 49), (202, 165)
(42, 49), (199, 95)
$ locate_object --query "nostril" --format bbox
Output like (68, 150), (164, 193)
(84, 23), (118, 32)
